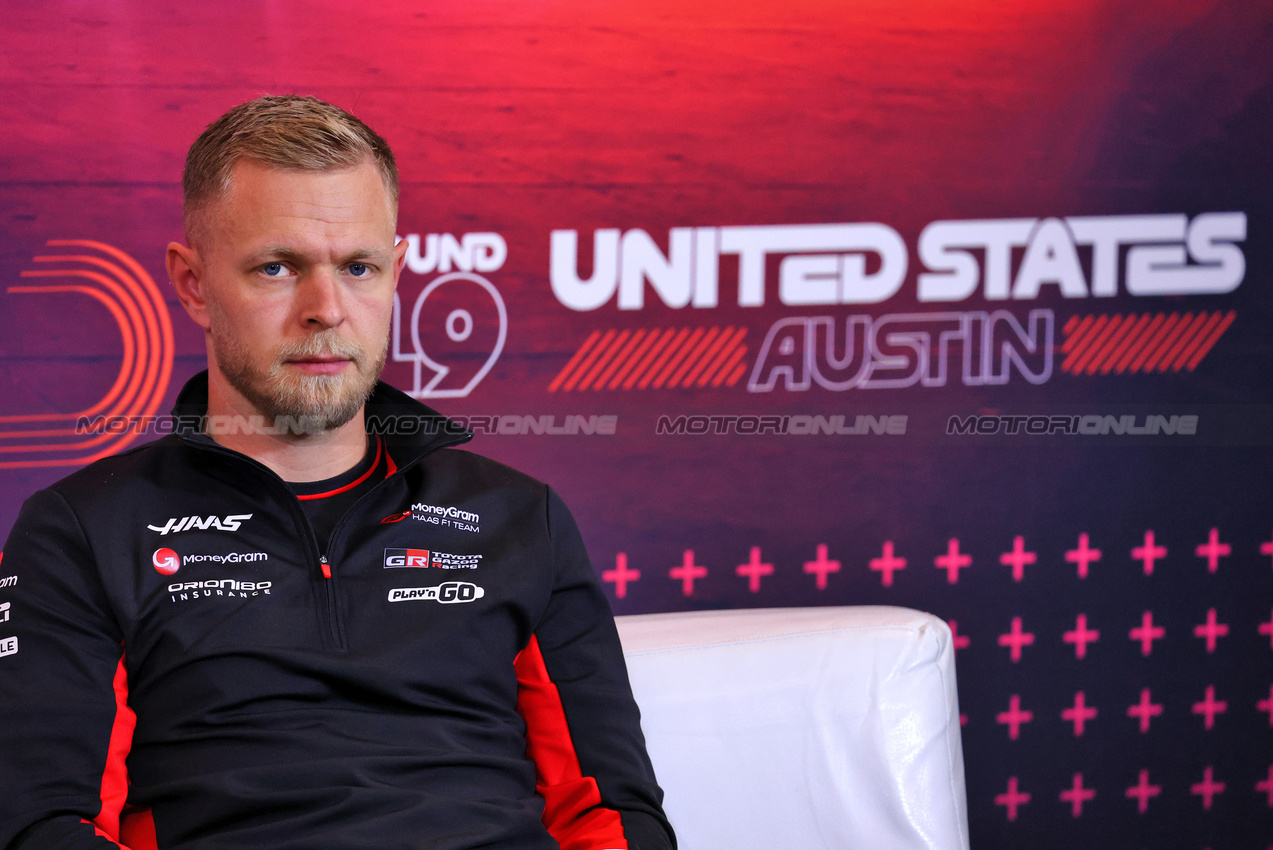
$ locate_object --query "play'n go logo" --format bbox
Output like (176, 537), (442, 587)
(153, 548), (180, 575)
(389, 232), (508, 399)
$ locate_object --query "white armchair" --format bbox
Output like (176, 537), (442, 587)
(615, 606), (969, 850)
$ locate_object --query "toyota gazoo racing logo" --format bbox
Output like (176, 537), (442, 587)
(150, 548), (268, 575)
(388, 582), (485, 604)
(385, 548), (430, 568)
(152, 548), (181, 575)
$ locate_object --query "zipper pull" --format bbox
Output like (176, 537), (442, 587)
(320, 556), (332, 579)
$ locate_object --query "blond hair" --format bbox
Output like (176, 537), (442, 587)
(182, 95), (398, 244)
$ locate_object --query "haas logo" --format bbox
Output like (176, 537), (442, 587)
(152, 548), (180, 575)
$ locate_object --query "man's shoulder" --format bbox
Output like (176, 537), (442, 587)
(37, 435), (195, 509)
(421, 446), (552, 499)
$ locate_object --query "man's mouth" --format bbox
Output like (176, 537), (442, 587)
(285, 356), (354, 375)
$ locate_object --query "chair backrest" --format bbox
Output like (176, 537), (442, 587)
(615, 606), (969, 850)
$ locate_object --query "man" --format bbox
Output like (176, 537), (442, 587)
(0, 96), (675, 850)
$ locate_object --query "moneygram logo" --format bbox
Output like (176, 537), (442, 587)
(387, 582), (485, 603)
(152, 548), (180, 575)
(151, 548), (268, 575)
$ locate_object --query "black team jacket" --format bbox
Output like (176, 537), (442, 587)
(0, 373), (674, 850)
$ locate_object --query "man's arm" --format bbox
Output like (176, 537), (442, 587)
(0, 489), (135, 850)
(513, 487), (675, 850)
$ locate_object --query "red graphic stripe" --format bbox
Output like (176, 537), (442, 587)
(1127, 313), (1179, 372)
(385, 449), (398, 477)
(698, 328), (747, 387)
(713, 344), (750, 388)
(1060, 314), (1097, 357)
(1082, 314), (1134, 375)
(1169, 311), (1222, 372)
(548, 330), (602, 393)
(724, 361), (747, 386)
(1138, 313), (1188, 372)
(1113, 313), (1166, 373)
(637, 328), (691, 389)
(680, 326), (732, 386)
(1087, 315), (1138, 375)
(86, 653), (137, 846)
(1070, 315), (1120, 374)
(575, 330), (631, 392)
(621, 329), (678, 389)
(562, 330), (617, 392)
(592, 329), (647, 390)
(1059, 315), (1101, 372)
(1062, 314), (1081, 337)
(1185, 310), (1236, 371)
(1156, 312), (1209, 373)
(1099, 313), (1151, 374)
(650, 328), (704, 389)
(296, 436), (383, 501)
(514, 635), (628, 850)
(666, 327), (719, 387)
(606, 329), (660, 389)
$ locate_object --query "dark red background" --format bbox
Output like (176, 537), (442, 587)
(2, 2), (1271, 847)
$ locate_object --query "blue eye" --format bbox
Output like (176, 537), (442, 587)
(349, 263), (369, 277)
(262, 262), (285, 276)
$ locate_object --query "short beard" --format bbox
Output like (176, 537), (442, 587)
(212, 327), (387, 436)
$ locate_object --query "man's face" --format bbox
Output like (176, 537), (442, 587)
(188, 159), (404, 432)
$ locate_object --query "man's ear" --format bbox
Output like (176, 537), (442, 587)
(391, 236), (409, 288)
(167, 241), (212, 330)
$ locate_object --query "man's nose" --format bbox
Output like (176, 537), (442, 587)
(297, 268), (345, 328)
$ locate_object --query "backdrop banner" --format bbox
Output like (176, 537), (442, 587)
(1, 2), (1270, 847)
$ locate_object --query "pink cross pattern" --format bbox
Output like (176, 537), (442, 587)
(669, 550), (707, 596)
(802, 544), (841, 590)
(1193, 608), (1229, 653)
(1191, 766), (1225, 810)
(1065, 532), (1102, 578)
(1192, 685), (1228, 730)
(1256, 765), (1273, 807)
(1262, 532), (1273, 564)
(735, 547), (773, 593)
(947, 619), (970, 651)
(996, 694), (1033, 740)
(1060, 772), (1096, 817)
(868, 540), (906, 587)
(1126, 769), (1161, 813)
(602, 552), (641, 599)
(998, 616), (1035, 662)
(1062, 691), (1098, 736)
(999, 535), (1036, 582)
(1127, 688), (1163, 733)
(934, 538), (971, 584)
(1129, 611), (1165, 656)
(1194, 527), (1231, 572)
(1258, 684), (1273, 727)
(1131, 530), (1168, 576)
(995, 776), (1030, 822)
(1259, 610), (1273, 650)
(1063, 614), (1100, 660)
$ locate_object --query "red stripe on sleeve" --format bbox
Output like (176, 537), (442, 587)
(84, 652), (139, 847)
(120, 808), (158, 850)
(514, 635), (628, 850)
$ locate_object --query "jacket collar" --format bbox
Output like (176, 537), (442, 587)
(171, 371), (473, 463)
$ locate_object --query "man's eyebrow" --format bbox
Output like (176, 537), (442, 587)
(245, 246), (391, 264)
